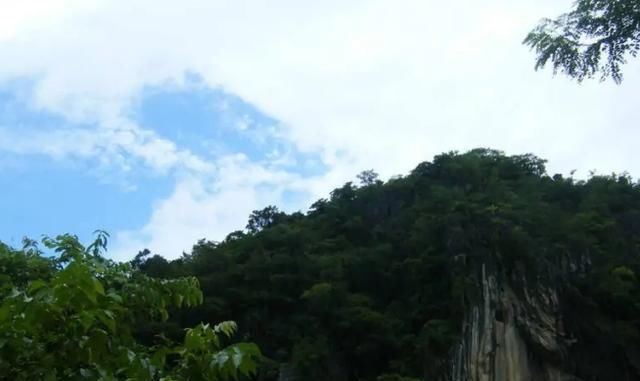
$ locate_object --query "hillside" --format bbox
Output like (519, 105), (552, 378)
(136, 149), (640, 381)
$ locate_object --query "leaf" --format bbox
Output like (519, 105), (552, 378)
(150, 348), (168, 369)
(214, 321), (238, 338)
(159, 308), (169, 322)
(79, 368), (93, 378)
(209, 350), (230, 372)
(107, 291), (123, 304)
(184, 329), (203, 351)
(228, 343), (261, 377)
(27, 280), (47, 294)
(78, 311), (95, 331)
(174, 294), (184, 308)
(127, 349), (136, 363)
(92, 278), (105, 296)
(96, 310), (116, 334)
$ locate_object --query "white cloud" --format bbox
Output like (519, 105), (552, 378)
(2, 0), (640, 258)
(110, 153), (305, 260)
(0, 0), (101, 42)
(0, 118), (213, 176)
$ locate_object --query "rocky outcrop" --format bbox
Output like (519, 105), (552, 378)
(445, 263), (577, 381)
(277, 253), (637, 381)
(443, 249), (640, 381)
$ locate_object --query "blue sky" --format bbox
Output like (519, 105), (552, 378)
(1, 0), (640, 260)
(0, 75), (323, 258)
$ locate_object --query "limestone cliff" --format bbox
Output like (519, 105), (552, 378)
(445, 254), (639, 381)
(445, 263), (574, 381)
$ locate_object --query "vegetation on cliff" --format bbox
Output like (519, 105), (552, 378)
(134, 149), (640, 380)
(2, 149), (639, 380)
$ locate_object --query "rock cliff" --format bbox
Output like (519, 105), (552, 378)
(445, 253), (639, 381)
(446, 263), (573, 381)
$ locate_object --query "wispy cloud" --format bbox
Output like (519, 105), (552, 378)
(2, 0), (640, 258)
(0, 118), (213, 175)
(110, 153), (309, 260)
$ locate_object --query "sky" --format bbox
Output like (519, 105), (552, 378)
(1, 0), (639, 260)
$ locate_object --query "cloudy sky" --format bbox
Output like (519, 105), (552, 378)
(1, 0), (639, 260)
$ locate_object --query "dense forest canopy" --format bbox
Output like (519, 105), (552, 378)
(131, 149), (640, 381)
(2, 149), (640, 380)
(1, 1), (639, 380)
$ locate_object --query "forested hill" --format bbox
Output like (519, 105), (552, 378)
(137, 149), (640, 381)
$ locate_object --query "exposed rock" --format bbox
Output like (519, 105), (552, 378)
(277, 253), (637, 381)
(445, 263), (578, 381)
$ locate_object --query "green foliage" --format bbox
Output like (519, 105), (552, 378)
(0, 233), (260, 381)
(524, 0), (640, 83)
(246, 206), (285, 234)
(138, 149), (640, 380)
(7, 150), (640, 379)
(357, 170), (381, 186)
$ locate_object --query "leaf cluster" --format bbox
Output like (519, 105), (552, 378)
(524, 0), (640, 83)
(0, 233), (260, 381)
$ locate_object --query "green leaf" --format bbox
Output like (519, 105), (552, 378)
(79, 368), (93, 378)
(27, 280), (47, 294)
(174, 294), (184, 307)
(184, 329), (204, 351)
(92, 278), (105, 296)
(96, 310), (116, 334)
(78, 311), (95, 331)
(107, 291), (123, 303)
(214, 321), (237, 338)
(150, 348), (168, 369)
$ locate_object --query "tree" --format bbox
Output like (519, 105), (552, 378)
(0, 232), (260, 381)
(246, 206), (284, 234)
(524, 0), (640, 83)
(356, 170), (380, 186)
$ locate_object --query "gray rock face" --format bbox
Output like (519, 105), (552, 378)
(445, 264), (578, 381)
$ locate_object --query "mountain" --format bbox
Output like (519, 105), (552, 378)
(138, 149), (640, 381)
